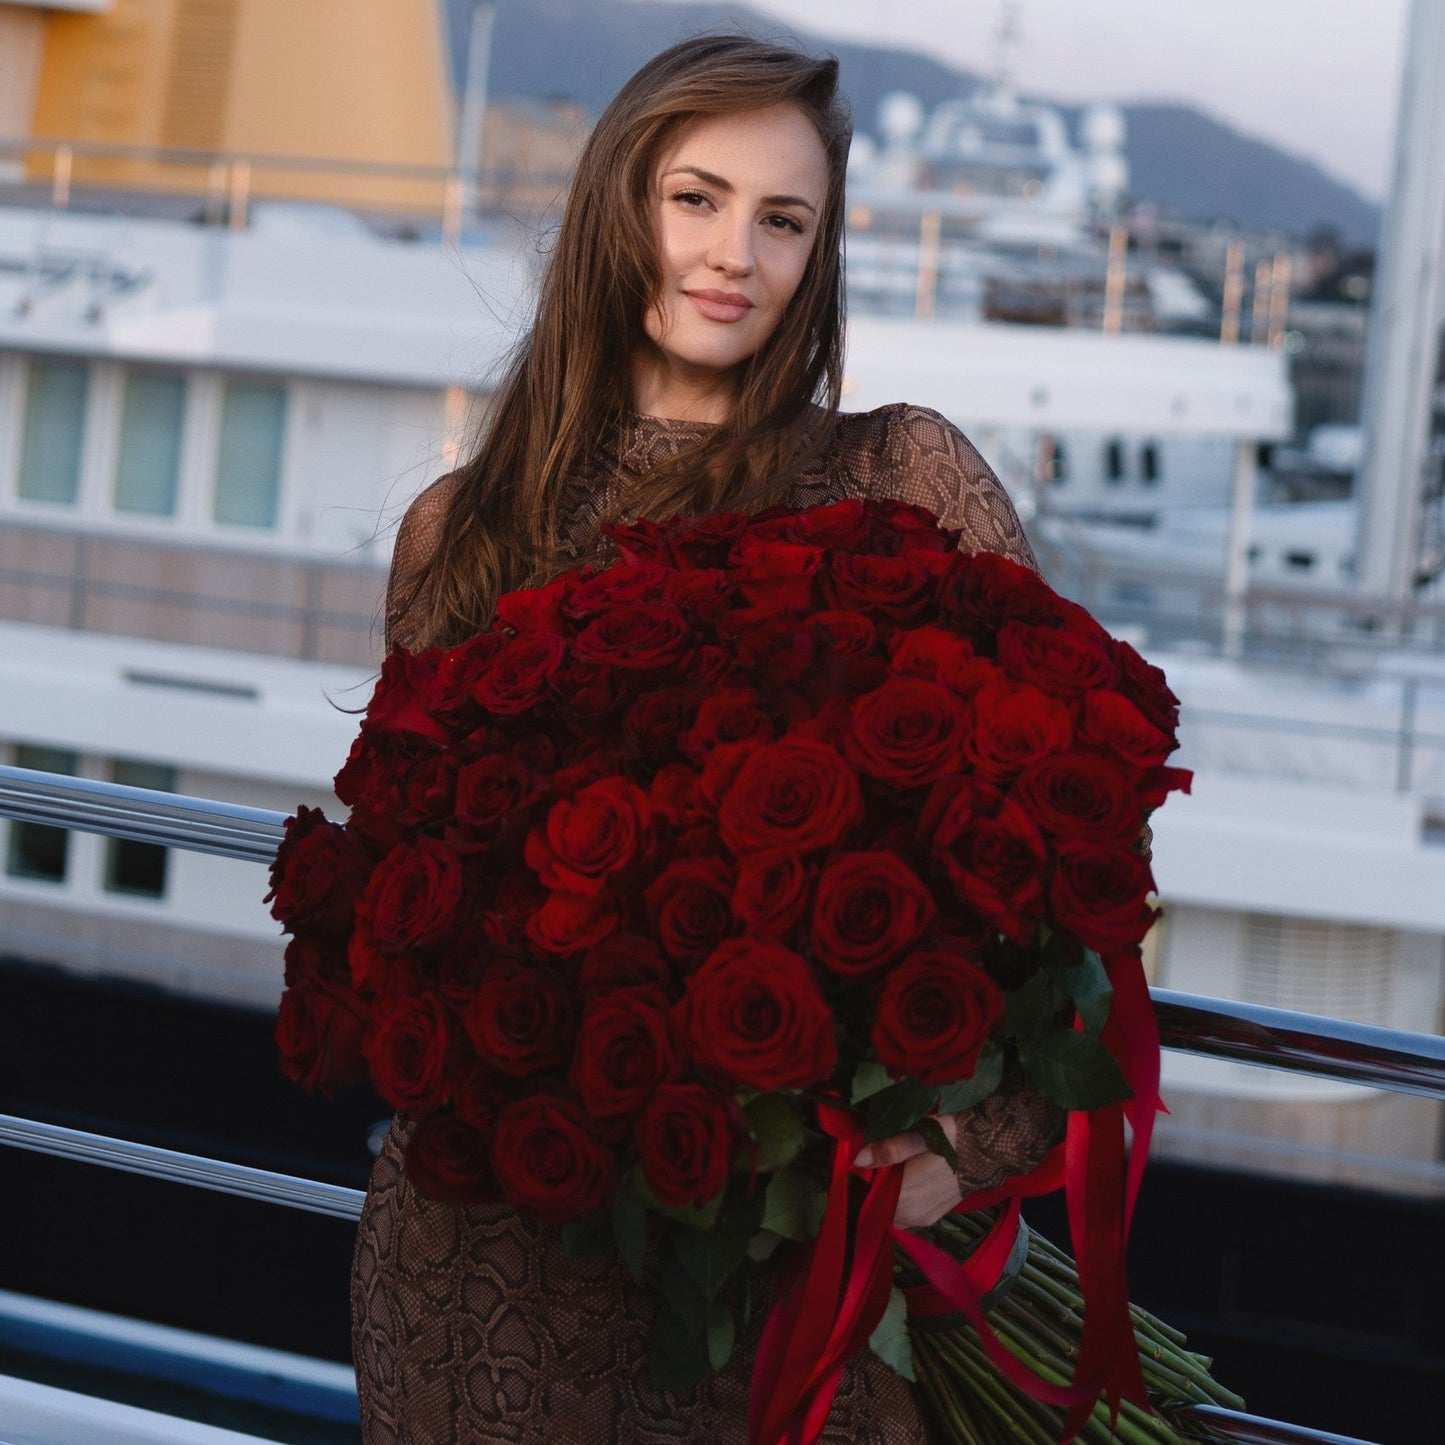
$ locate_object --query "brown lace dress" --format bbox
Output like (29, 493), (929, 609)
(351, 404), (1058, 1444)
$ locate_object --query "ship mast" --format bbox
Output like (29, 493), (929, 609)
(1353, 0), (1445, 619)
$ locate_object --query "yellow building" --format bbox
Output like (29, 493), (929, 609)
(2, 0), (454, 214)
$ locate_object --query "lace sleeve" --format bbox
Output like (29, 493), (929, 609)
(384, 474), (458, 653)
(953, 1076), (1065, 1197)
(881, 406), (1040, 575)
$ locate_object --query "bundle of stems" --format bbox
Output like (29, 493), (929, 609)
(905, 1211), (1246, 1445)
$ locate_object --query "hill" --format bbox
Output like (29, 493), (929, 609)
(442, 0), (1379, 243)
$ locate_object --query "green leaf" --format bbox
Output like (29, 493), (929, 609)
(935, 1040), (1005, 1116)
(1047, 945), (1115, 1037)
(1019, 1030), (1132, 1111)
(746, 1228), (785, 1262)
(657, 1242), (708, 1337)
(761, 1167), (827, 1242)
(648, 1300), (711, 1393)
(743, 1093), (807, 1173)
(560, 1208), (612, 1260)
(613, 1187), (648, 1284)
(673, 1182), (764, 1300)
(850, 1059), (894, 1104)
(1005, 969), (1057, 1038)
(864, 1076), (938, 1142)
(868, 1285), (916, 1382)
(706, 1301), (736, 1372)
(915, 1116), (957, 1172)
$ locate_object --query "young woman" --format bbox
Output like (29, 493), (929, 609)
(356, 34), (1058, 1443)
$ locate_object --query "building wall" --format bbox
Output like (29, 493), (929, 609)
(28, 0), (453, 213)
(0, 6), (47, 177)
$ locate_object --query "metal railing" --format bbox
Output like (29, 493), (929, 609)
(0, 765), (1436, 1445)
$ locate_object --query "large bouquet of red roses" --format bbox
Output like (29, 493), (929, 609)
(270, 499), (1219, 1445)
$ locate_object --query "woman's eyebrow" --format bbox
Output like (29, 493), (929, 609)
(661, 164), (818, 214)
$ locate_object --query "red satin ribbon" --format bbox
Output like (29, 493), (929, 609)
(748, 946), (1163, 1445)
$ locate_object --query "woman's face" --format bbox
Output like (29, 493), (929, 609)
(636, 103), (829, 419)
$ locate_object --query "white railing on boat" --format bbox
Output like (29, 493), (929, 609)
(0, 762), (1434, 1445)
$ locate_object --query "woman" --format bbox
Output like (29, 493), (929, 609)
(355, 33), (1059, 1444)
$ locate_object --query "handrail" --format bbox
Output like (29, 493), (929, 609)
(2, 766), (1444, 1100)
(0, 1113), (364, 1220)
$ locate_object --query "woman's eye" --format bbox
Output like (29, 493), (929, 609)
(764, 213), (806, 235)
(671, 190), (710, 209)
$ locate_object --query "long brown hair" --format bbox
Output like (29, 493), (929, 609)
(407, 34), (852, 648)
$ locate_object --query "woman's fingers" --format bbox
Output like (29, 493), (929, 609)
(893, 1150), (963, 1229)
(853, 1114), (959, 1170)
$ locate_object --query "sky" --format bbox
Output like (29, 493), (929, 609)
(669, 0), (1411, 201)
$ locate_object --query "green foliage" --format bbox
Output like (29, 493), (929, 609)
(868, 1285), (916, 1382)
(864, 1076), (938, 1141)
(744, 1092), (807, 1172)
(936, 1040), (1005, 1115)
(761, 1166), (828, 1242)
(1019, 1029), (1131, 1110)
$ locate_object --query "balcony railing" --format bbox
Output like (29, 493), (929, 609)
(1, 762), (1437, 1445)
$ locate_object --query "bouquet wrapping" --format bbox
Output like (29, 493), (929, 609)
(270, 498), (1213, 1445)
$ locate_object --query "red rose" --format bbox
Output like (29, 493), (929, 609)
(811, 851), (936, 979)
(681, 687), (775, 763)
(872, 949), (1004, 1084)
(427, 635), (509, 725)
(889, 626), (998, 697)
(454, 754), (541, 838)
(450, 1058), (514, 1131)
(622, 686), (699, 765)
(393, 749), (459, 831)
(563, 561), (672, 619)
(938, 799), (1048, 946)
(352, 837), (464, 953)
(364, 647), (449, 742)
(404, 1112), (498, 1204)
(282, 932), (349, 988)
(634, 1082), (741, 1208)
(275, 976), (369, 1095)
(845, 677), (969, 788)
(1114, 640), (1181, 735)
(939, 550), (1066, 638)
(650, 764), (713, 830)
(525, 777), (651, 896)
(494, 569), (582, 635)
(491, 1094), (616, 1224)
(1079, 689), (1176, 769)
(552, 739), (626, 797)
(1013, 752), (1142, 843)
(1136, 765), (1193, 811)
(267, 807), (375, 936)
(548, 659), (621, 729)
(463, 963), (575, 1077)
(868, 499), (953, 553)
(665, 568), (737, 625)
(962, 678), (1073, 781)
(364, 990), (452, 1115)
(570, 986), (680, 1135)
(1050, 841), (1157, 951)
(810, 609), (879, 657)
(733, 849), (811, 937)
(526, 888), (619, 956)
(827, 552), (936, 626)
(645, 858), (736, 968)
(996, 621), (1118, 698)
(731, 537), (824, 611)
(604, 519), (676, 565)
(718, 739), (864, 855)
(721, 606), (816, 685)
(678, 938), (836, 1090)
(573, 602), (693, 671)
(578, 933), (671, 994)
(661, 512), (752, 566)
(922, 775), (1004, 850)
(472, 632), (567, 714)
(787, 498), (872, 549)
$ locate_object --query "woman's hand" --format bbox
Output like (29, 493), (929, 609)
(853, 1115), (963, 1230)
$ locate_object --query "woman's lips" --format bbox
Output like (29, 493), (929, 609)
(686, 290), (754, 323)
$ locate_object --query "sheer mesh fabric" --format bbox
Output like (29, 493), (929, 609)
(355, 404), (1057, 1443)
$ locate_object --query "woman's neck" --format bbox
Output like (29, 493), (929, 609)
(630, 346), (735, 424)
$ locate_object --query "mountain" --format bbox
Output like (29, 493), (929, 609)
(442, 0), (1380, 244)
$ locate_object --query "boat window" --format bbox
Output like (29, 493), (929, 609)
(1140, 442), (1160, 484)
(213, 381), (287, 528)
(17, 359), (88, 505)
(4, 744), (77, 883)
(114, 371), (186, 517)
(1284, 550), (1315, 571)
(1051, 438), (1067, 483)
(1104, 438), (1125, 483)
(103, 760), (175, 899)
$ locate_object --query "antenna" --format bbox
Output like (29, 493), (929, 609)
(993, 0), (1022, 97)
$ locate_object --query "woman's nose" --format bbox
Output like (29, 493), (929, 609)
(707, 215), (755, 277)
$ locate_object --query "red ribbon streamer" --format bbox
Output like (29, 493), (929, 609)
(749, 946), (1163, 1445)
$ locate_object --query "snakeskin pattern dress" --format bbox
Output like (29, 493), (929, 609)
(352, 404), (1055, 1444)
